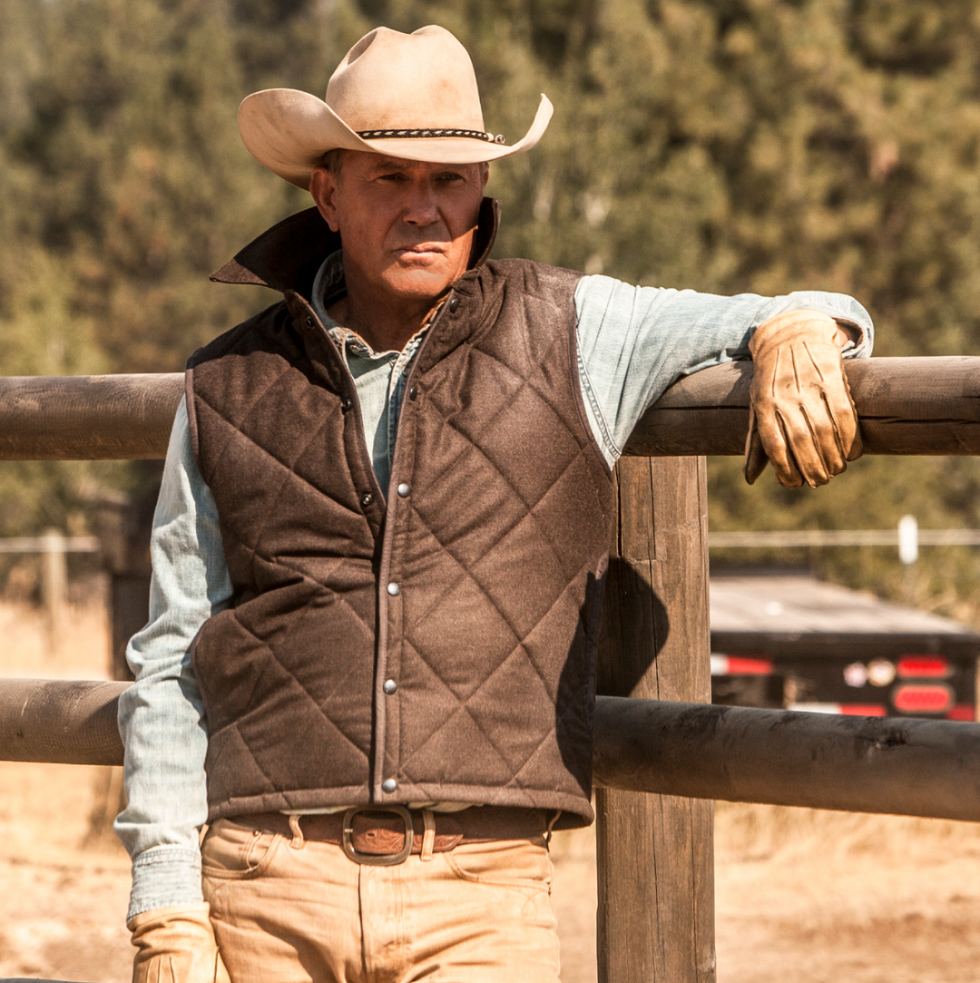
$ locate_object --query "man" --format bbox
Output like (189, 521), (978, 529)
(116, 24), (873, 983)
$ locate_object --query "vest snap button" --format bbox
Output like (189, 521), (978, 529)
(342, 397), (353, 411)
(304, 316), (314, 328)
(449, 296), (460, 313)
(361, 493), (373, 507)
(397, 483), (411, 498)
(382, 779), (397, 793)
(409, 386), (418, 400)
(386, 582), (400, 596)
(383, 679), (397, 695)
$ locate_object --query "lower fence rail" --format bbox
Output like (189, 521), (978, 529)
(594, 696), (980, 822)
(3, 679), (978, 821)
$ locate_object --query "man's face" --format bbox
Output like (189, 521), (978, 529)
(310, 151), (488, 306)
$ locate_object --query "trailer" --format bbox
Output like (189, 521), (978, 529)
(710, 571), (980, 720)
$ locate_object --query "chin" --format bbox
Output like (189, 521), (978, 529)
(385, 270), (455, 303)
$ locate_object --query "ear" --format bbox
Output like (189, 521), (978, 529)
(310, 167), (341, 232)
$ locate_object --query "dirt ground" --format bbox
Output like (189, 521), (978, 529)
(2, 592), (980, 983)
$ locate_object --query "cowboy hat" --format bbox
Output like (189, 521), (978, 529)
(238, 25), (553, 189)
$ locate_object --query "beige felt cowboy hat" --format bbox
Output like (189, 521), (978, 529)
(238, 25), (553, 189)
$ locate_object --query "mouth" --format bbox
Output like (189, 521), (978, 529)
(395, 244), (446, 261)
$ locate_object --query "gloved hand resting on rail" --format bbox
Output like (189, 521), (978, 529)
(129, 903), (230, 983)
(744, 308), (862, 488)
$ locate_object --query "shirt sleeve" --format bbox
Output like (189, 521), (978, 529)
(573, 275), (875, 467)
(114, 395), (233, 922)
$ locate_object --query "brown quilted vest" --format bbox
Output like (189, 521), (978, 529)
(188, 202), (614, 825)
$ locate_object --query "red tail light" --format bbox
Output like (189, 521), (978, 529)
(724, 657), (774, 675)
(838, 704), (887, 717)
(947, 704), (976, 721)
(892, 684), (954, 714)
(897, 656), (949, 678)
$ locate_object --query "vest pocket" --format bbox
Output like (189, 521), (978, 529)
(201, 817), (283, 880)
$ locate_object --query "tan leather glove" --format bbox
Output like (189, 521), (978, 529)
(744, 309), (862, 488)
(129, 903), (231, 983)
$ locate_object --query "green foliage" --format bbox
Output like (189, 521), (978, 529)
(3, 0), (980, 620)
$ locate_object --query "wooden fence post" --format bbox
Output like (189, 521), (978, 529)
(89, 475), (159, 839)
(95, 474), (160, 682)
(595, 455), (715, 983)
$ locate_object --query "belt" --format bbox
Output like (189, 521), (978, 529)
(234, 806), (551, 867)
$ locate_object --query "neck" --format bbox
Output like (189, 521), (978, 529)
(328, 290), (440, 353)
(328, 256), (455, 351)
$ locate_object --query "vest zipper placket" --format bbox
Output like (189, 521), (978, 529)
(371, 289), (457, 802)
(297, 288), (452, 804)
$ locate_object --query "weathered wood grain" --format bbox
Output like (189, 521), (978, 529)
(0, 374), (183, 460)
(0, 679), (128, 766)
(595, 457), (716, 983)
(625, 356), (980, 457)
(0, 358), (976, 459)
(593, 697), (980, 823)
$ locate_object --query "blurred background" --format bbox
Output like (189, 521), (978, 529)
(5, 0), (980, 617)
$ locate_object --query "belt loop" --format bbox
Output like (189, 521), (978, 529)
(545, 809), (561, 846)
(288, 814), (306, 850)
(420, 809), (437, 861)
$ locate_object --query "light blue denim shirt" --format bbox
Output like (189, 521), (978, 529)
(115, 269), (873, 919)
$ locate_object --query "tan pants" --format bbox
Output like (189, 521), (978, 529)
(202, 818), (561, 983)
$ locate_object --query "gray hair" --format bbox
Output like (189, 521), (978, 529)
(320, 148), (347, 177)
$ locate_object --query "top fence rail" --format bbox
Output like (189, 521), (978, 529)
(0, 357), (977, 460)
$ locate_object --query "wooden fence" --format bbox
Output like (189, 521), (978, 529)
(2, 357), (980, 983)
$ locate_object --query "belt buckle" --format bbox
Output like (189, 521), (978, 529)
(342, 805), (414, 866)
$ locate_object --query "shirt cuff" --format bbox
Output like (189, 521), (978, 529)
(128, 845), (203, 922)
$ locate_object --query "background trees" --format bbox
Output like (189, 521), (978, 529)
(3, 0), (980, 615)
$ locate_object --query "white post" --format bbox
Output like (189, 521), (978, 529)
(40, 528), (67, 656)
(898, 514), (918, 604)
(898, 515), (919, 564)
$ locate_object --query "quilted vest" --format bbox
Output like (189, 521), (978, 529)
(187, 202), (614, 825)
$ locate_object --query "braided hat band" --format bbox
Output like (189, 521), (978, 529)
(357, 128), (507, 145)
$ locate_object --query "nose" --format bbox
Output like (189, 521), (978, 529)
(403, 178), (440, 227)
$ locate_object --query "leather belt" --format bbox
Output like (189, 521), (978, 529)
(233, 806), (551, 866)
